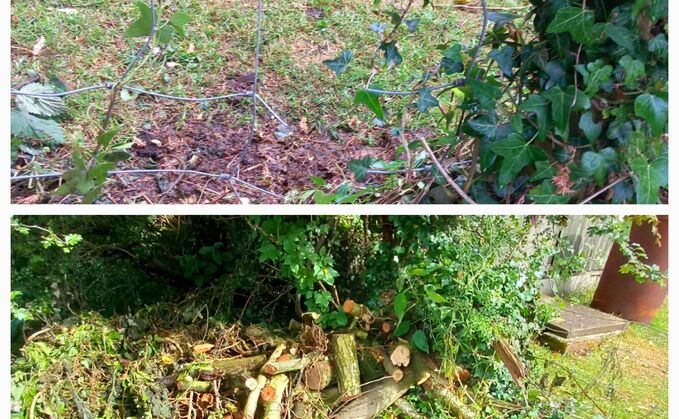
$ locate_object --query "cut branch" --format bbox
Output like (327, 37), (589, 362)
(331, 334), (362, 400)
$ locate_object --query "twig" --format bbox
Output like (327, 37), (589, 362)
(467, 0), (488, 79)
(419, 135), (477, 204)
(579, 175), (629, 204)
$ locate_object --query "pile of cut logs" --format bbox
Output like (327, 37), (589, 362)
(172, 300), (477, 418)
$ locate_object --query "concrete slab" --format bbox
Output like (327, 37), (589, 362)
(545, 303), (629, 339)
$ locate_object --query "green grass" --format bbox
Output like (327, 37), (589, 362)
(11, 1), (530, 175)
(529, 300), (668, 418)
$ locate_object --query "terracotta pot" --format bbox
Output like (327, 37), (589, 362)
(590, 216), (668, 324)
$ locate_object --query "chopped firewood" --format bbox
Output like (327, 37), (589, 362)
(342, 300), (374, 325)
(192, 343), (215, 355)
(176, 375), (212, 393)
(303, 358), (334, 390)
(262, 374), (289, 419)
(212, 354), (267, 374)
(492, 338), (526, 389)
(261, 354), (313, 375)
(277, 354), (292, 362)
(331, 334), (362, 400)
(243, 375), (267, 419)
(382, 356), (404, 382)
(333, 363), (429, 419)
(390, 343), (411, 367)
(260, 384), (277, 402)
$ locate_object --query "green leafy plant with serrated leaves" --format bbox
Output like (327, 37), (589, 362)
(326, 0), (667, 204)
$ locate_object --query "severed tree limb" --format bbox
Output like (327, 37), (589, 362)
(261, 351), (320, 375)
(262, 374), (289, 419)
(212, 354), (267, 373)
(382, 356), (404, 382)
(243, 375), (268, 419)
(332, 334), (362, 400)
(393, 398), (426, 419)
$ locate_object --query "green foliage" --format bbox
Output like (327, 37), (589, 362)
(323, 50), (353, 76)
(11, 83), (67, 146)
(335, 0), (668, 204)
(125, 1), (189, 44)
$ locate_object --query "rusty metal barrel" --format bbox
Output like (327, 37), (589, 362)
(590, 216), (668, 324)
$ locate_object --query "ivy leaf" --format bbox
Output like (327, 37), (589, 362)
(528, 180), (571, 204)
(606, 23), (636, 53)
(580, 151), (607, 186)
(392, 320), (411, 338)
(520, 94), (549, 140)
(323, 50), (353, 76)
(348, 156), (374, 181)
(467, 114), (498, 138)
(619, 55), (645, 87)
(541, 86), (571, 138)
(490, 134), (534, 185)
(488, 45), (515, 76)
(394, 293), (407, 322)
(441, 44), (463, 74)
(634, 93), (668, 137)
(530, 160), (557, 182)
(546, 7), (594, 44)
(16, 83), (68, 116)
(404, 18), (420, 32)
(575, 60), (613, 96)
(410, 330), (430, 353)
(648, 34), (668, 61)
(651, 146), (668, 188)
(417, 88), (439, 113)
(380, 41), (403, 67)
(486, 12), (517, 27)
(354, 89), (384, 120)
(578, 112), (602, 142)
(629, 156), (660, 204)
(469, 80), (502, 110)
(125, 1), (154, 38)
(11, 109), (65, 143)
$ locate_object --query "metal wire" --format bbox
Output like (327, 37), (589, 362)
(11, 169), (284, 199)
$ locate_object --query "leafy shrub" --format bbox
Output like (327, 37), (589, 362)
(329, 0), (667, 203)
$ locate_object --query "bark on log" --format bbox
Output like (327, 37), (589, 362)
(413, 352), (476, 419)
(390, 343), (411, 367)
(331, 334), (362, 400)
(261, 353), (314, 375)
(492, 339), (525, 389)
(303, 358), (334, 390)
(176, 378), (212, 393)
(213, 354), (267, 374)
(243, 375), (267, 419)
(262, 374), (289, 419)
(342, 300), (370, 318)
(332, 366), (427, 419)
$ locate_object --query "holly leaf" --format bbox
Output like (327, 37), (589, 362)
(323, 50), (353, 76)
(528, 180), (571, 204)
(125, 1), (154, 38)
(417, 88), (439, 113)
(410, 330), (430, 353)
(546, 7), (594, 44)
(634, 93), (668, 137)
(354, 89), (384, 120)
